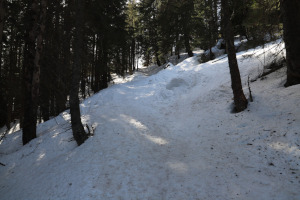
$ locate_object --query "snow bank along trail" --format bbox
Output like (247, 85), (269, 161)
(0, 40), (299, 200)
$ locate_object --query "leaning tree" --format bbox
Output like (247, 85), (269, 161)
(221, 0), (248, 112)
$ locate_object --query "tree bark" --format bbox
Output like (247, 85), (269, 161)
(6, 28), (17, 129)
(221, 0), (248, 113)
(182, 0), (193, 57)
(70, 0), (87, 146)
(183, 29), (193, 57)
(175, 16), (180, 59)
(23, 0), (47, 145)
(0, 0), (5, 127)
(0, 0), (4, 68)
(281, 0), (300, 86)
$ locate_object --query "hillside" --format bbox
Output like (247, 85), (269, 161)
(0, 40), (299, 200)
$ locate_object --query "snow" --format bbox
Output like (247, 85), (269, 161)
(1, 40), (299, 200)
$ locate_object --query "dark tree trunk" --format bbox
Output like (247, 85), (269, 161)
(0, 0), (3, 48)
(6, 29), (17, 129)
(53, 3), (65, 115)
(281, 0), (300, 86)
(182, 1), (193, 58)
(154, 42), (161, 66)
(91, 34), (96, 91)
(99, 36), (109, 90)
(0, 0), (5, 127)
(81, 71), (86, 99)
(183, 30), (193, 57)
(131, 38), (135, 71)
(175, 16), (180, 59)
(121, 47), (127, 76)
(221, 0), (248, 113)
(70, 0), (87, 146)
(23, 0), (47, 145)
(94, 42), (101, 92)
(128, 44), (133, 74)
(155, 51), (161, 66)
(101, 47), (109, 89)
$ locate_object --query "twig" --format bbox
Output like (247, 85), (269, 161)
(212, 55), (227, 63)
(0, 162), (5, 166)
(0, 128), (10, 143)
(248, 76), (253, 102)
(260, 58), (286, 78)
(54, 116), (59, 125)
(85, 124), (91, 135)
(85, 124), (95, 136)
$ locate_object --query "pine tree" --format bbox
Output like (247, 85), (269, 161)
(70, 0), (88, 146)
(22, 0), (47, 145)
(181, 0), (194, 57)
(243, 0), (281, 46)
(221, 0), (248, 113)
(194, 0), (219, 60)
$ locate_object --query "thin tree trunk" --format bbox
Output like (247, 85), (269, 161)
(155, 51), (161, 66)
(91, 34), (96, 91)
(53, 3), (64, 115)
(0, 0), (3, 71)
(182, 1), (193, 58)
(128, 45), (133, 74)
(0, 0), (3, 45)
(94, 43), (100, 92)
(175, 34), (180, 59)
(23, 0), (47, 145)
(121, 47), (126, 76)
(281, 0), (300, 86)
(183, 29), (193, 57)
(132, 38), (135, 71)
(6, 28), (16, 129)
(0, 0), (5, 127)
(70, 0), (87, 146)
(221, 0), (247, 113)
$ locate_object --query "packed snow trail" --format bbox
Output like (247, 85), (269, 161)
(0, 40), (299, 200)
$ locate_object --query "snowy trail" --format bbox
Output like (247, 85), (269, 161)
(0, 41), (299, 200)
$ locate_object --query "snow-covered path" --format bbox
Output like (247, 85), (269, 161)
(0, 41), (299, 200)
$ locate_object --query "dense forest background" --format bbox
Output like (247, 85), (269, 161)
(0, 0), (299, 145)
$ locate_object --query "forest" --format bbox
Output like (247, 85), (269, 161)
(0, 0), (300, 199)
(1, 0), (299, 146)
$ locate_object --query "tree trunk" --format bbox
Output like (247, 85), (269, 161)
(183, 28), (193, 57)
(94, 42), (100, 92)
(0, 0), (3, 46)
(70, 0), (87, 146)
(221, 0), (248, 113)
(101, 44), (109, 89)
(175, 16), (180, 59)
(182, 1), (193, 58)
(6, 28), (17, 129)
(0, 0), (5, 127)
(23, 0), (47, 145)
(131, 38), (135, 71)
(0, 0), (4, 70)
(281, 0), (300, 86)
(91, 34), (96, 91)
(155, 51), (161, 66)
(121, 47), (127, 76)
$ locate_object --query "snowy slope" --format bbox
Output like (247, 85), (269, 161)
(0, 40), (299, 200)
